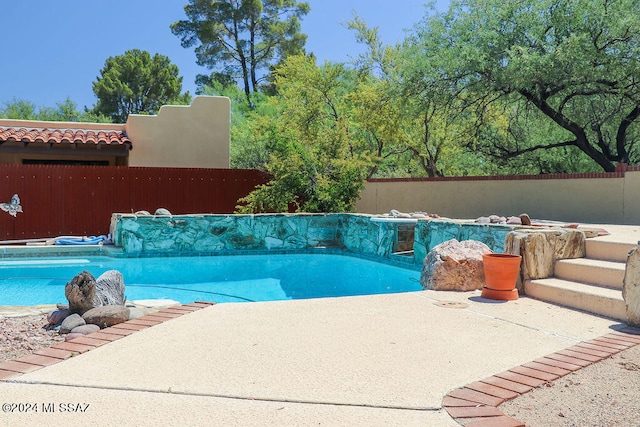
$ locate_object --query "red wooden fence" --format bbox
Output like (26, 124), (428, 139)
(0, 165), (269, 241)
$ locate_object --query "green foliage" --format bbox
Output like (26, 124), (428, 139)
(236, 55), (374, 213)
(171, 0), (310, 105)
(403, 0), (640, 172)
(92, 49), (191, 122)
(0, 98), (111, 123)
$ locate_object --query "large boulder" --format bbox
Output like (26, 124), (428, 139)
(421, 239), (493, 291)
(65, 270), (126, 315)
(623, 247), (640, 326)
(65, 271), (97, 315)
(504, 229), (585, 291)
(82, 305), (130, 329)
(94, 270), (126, 306)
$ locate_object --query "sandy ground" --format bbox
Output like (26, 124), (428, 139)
(499, 343), (640, 427)
(1, 314), (639, 426)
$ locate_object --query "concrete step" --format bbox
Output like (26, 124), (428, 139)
(554, 258), (625, 290)
(586, 239), (636, 263)
(525, 278), (626, 322)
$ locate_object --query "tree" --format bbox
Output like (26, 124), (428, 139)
(0, 98), (111, 123)
(236, 55), (374, 213)
(92, 49), (191, 122)
(403, 0), (640, 172)
(171, 0), (310, 105)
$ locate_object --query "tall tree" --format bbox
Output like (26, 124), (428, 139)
(236, 55), (374, 213)
(92, 49), (191, 122)
(403, 0), (640, 172)
(171, 0), (310, 105)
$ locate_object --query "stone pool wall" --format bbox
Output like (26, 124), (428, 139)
(413, 220), (511, 263)
(110, 213), (512, 264)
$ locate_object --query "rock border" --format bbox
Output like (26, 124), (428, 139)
(0, 302), (216, 380)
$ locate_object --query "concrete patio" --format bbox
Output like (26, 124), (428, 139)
(0, 287), (628, 426)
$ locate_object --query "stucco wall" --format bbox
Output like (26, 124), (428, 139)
(126, 96), (230, 168)
(357, 174), (637, 224)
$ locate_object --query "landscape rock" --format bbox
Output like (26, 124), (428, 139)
(82, 305), (130, 328)
(128, 307), (145, 320)
(65, 270), (126, 315)
(94, 270), (126, 307)
(70, 324), (101, 335)
(421, 239), (493, 291)
(65, 332), (84, 341)
(623, 247), (640, 326)
(505, 229), (585, 290)
(65, 271), (97, 315)
(59, 313), (86, 334)
(47, 309), (70, 325)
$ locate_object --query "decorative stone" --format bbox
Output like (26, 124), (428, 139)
(70, 324), (101, 335)
(59, 313), (86, 334)
(65, 332), (84, 341)
(505, 229), (586, 288)
(65, 271), (97, 315)
(47, 309), (70, 325)
(421, 239), (493, 291)
(82, 305), (130, 328)
(623, 247), (640, 326)
(94, 270), (126, 307)
(128, 307), (145, 320)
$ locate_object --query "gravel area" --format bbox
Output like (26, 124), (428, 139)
(500, 343), (640, 427)
(1, 314), (639, 426)
(0, 314), (64, 363)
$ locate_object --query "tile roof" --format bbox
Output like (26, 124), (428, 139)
(0, 127), (132, 147)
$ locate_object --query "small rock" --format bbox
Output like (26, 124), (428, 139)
(47, 309), (70, 325)
(154, 208), (172, 216)
(506, 216), (522, 225)
(70, 324), (100, 335)
(60, 313), (86, 334)
(82, 305), (130, 328)
(65, 333), (84, 342)
(56, 303), (69, 310)
(128, 307), (145, 320)
(519, 213), (532, 226)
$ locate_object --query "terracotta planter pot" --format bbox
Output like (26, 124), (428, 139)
(483, 253), (522, 291)
(480, 287), (519, 301)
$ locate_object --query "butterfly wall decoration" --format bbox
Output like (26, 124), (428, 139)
(0, 194), (23, 217)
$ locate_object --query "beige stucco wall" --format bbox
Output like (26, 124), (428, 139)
(126, 96), (230, 168)
(357, 176), (633, 224)
(624, 171), (640, 224)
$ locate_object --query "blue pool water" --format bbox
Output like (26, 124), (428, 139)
(0, 254), (422, 306)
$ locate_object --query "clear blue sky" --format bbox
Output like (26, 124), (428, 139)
(0, 1), (448, 111)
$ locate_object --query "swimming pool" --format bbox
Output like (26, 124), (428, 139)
(0, 253), (422, 306)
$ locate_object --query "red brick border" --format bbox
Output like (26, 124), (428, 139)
(0, 302), (216, 381)
(442, 327), (640, 427)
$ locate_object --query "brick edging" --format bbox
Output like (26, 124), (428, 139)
(0, 302), (216, 381)
(442, 327), (640, 427)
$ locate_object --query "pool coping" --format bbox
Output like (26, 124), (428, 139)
(0, 301), (216, 381)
